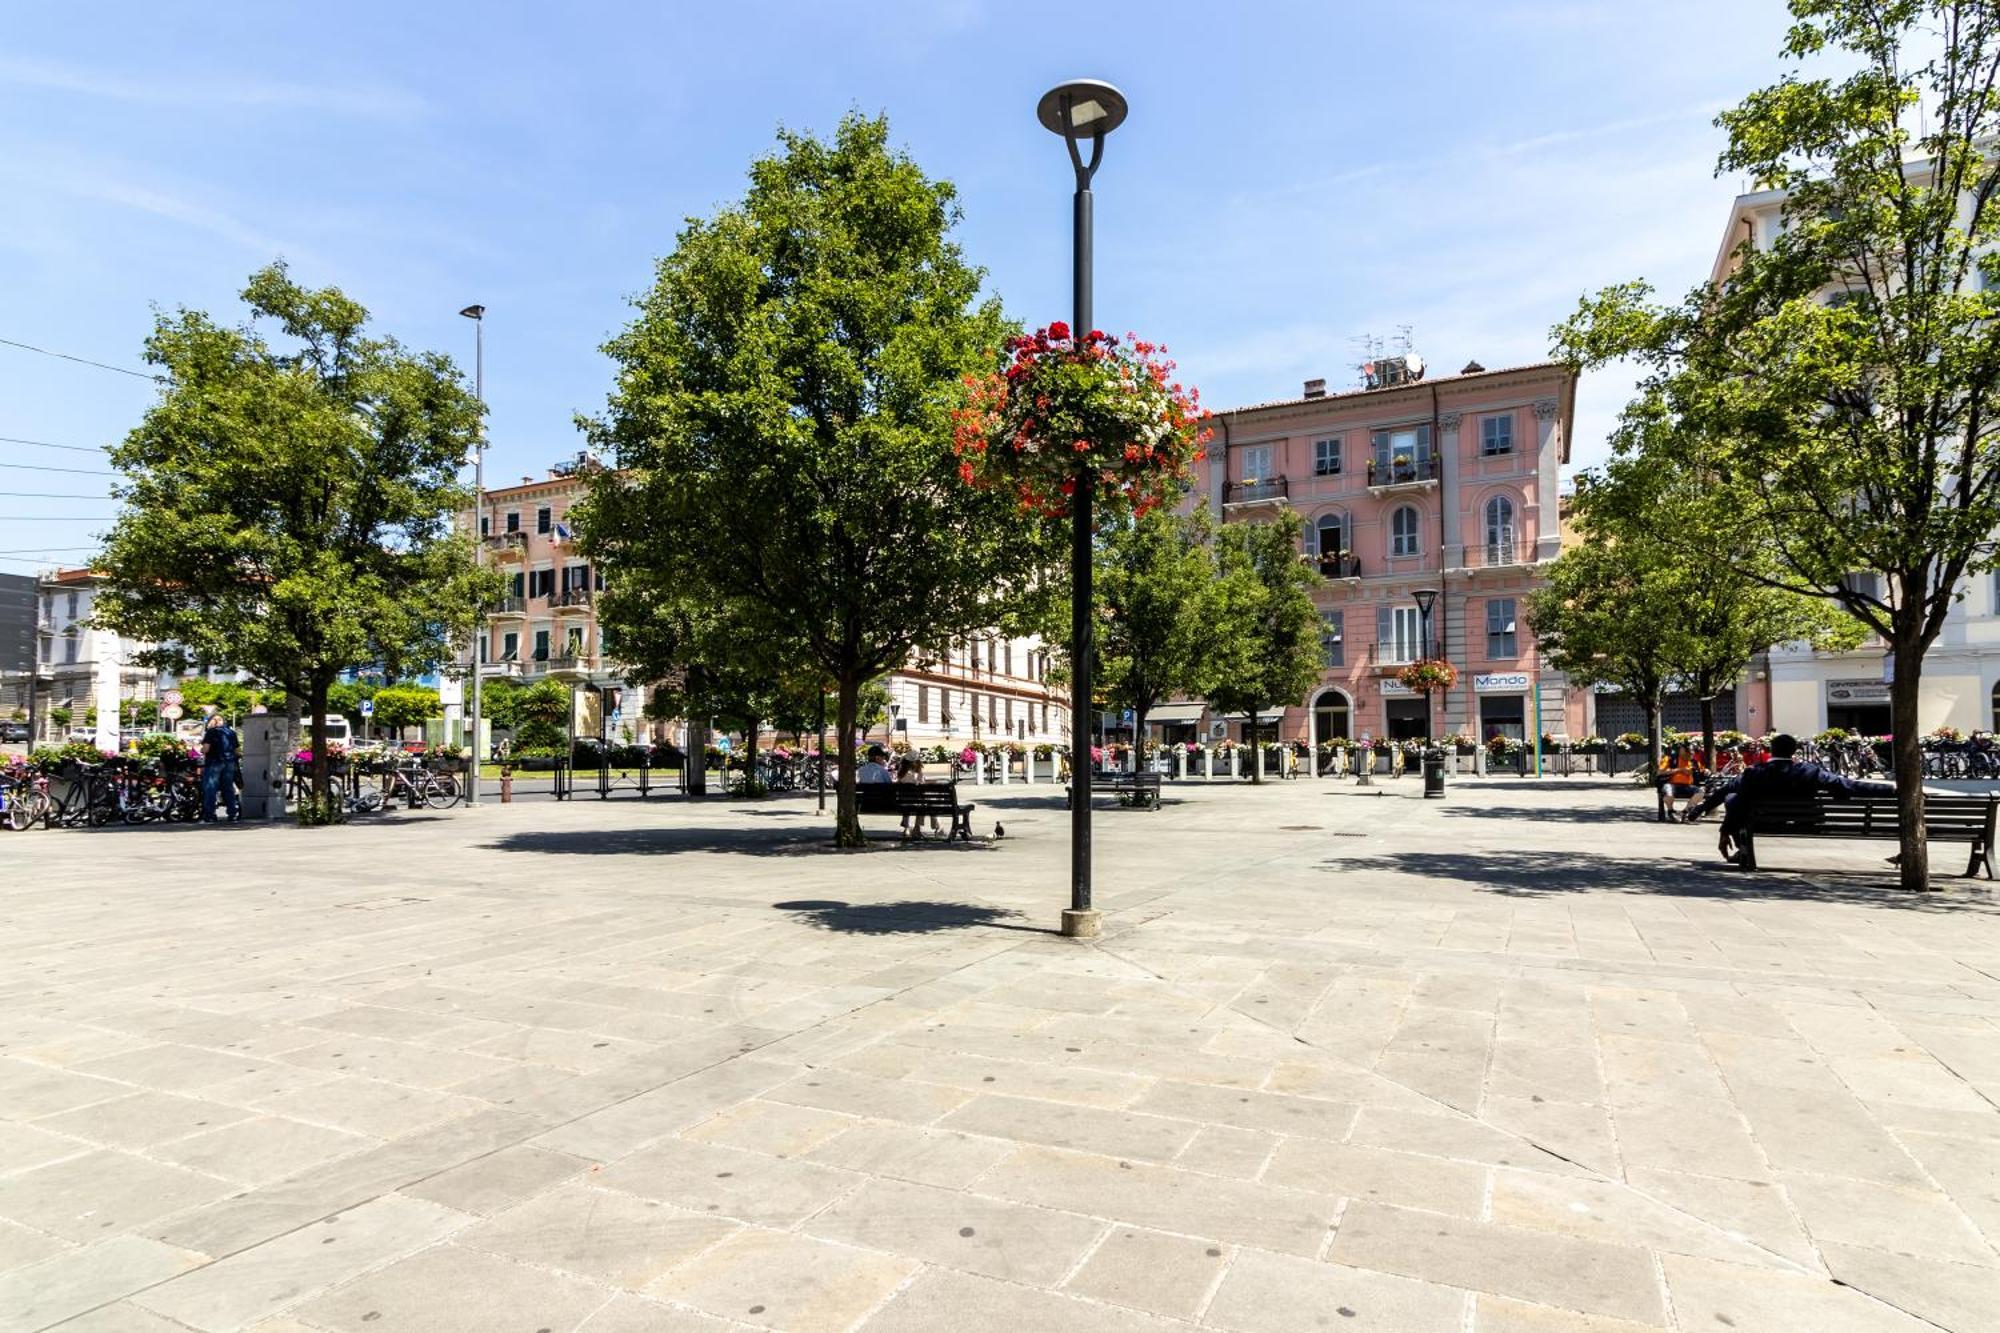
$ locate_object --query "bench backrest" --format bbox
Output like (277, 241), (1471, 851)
(1750, 793), (1996, 841)
(857, 781), (959, 814)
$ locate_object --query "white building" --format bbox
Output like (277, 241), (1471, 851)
(32, 568), (165, 749)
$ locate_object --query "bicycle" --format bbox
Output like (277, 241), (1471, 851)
(1, 768), (51, 831)
(382, 762), (461, 810)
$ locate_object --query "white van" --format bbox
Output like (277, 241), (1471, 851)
(313, 716), (352, 748)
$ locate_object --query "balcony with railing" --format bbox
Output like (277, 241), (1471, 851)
(483, 531), (529, 562)
(551, 588), (594, 615)
(1454, 537), (1540, 570)
(1315, 552), (1363, 579)
(1368, 639), (1443, 670)
(488, 596), (527, 618)
(1364, 455), (1441, 492)
(1223, 476), (1288, 509)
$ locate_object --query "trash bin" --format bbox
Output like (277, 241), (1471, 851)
(1423, 750), (1446, 799)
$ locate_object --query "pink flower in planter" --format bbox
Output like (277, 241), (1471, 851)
(958, 747), (977, 766)
(1090, 746), (1105, 764)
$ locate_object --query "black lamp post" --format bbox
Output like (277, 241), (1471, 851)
(1412, 587), (1445, 798)
(1039, 79), (1127, 940)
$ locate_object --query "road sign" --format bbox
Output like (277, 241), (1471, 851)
(718, 736), (733, 753)
(162, 689), (183, 706)
(160, 703), (183, 721)
(360, 699), (375, 717)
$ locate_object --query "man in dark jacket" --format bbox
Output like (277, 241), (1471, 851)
(1715, 732), (1893, 863)
(199, 714), (240, 823)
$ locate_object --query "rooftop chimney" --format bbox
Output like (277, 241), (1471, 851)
(1302, 378), (1327, 399)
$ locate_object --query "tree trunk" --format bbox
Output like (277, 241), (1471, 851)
(745, 716), (760, 795)
(1699, 693), (1717, 772)
(688, 720), (707, 796)
(309, 677), (332, 820)
(834, 677), (862, 847)
(1891, 636), (1928, 891)
(1249, 708), (1263, 785)
(1645, 693), (1663, 779)
(1134, 705), (1149, 772)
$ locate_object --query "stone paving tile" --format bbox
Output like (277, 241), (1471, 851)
(0, 1059), (130, 1118)
(806, 1174), (1105, 1286)
(860, 1267), (1186, 1332)
(131, 1193), (470, 1330)
(939, 1092), (1200, 1163)
(460, 1183), (737, 1288)
(0, 1234), (204, 1329)
(244, 1073), (490, 1140)
(572, 1291), (741, 1331)
(1061, 1226), (1227, 1320)
(1608, 1098), (1770, 1181)
(679, 1096), (856, 1157)
(399, 1144), (592, 1215)
(47, 1302), (207, 1332)
(1472, 1295), (1666, 1332)
(1328, 1200), (1666, 1325)
(527, 1057), (803, 1161)
(1782, 1172), (1998, 1267)
(0, 1148), (235, 1242)
(0, 1214), (73, 1271)
(1487, 1168), (1784, 1266)
(837, 1041), (1155, 1108)
(151, 1115), (380, 1188)
(34, 1091), (257, 1150)
(1202, 1246), (1469, 1332)
(592, 1137), (860, 1227)
(295, 1242), (612, 1332)
(1129, 1079), (1358, 1141)
(1263, 1138), (1489, 1217)
(1893, 1128), (2000, 1239)
(647, 1226), (916, 1331)
(1820, 1243), (2000, 1333)
(0, 1121), (91, 1176)
(1170, 1124), (1275, 1179)
(1660, 1252), (1934, 1331)
(73, 1043), (277, 1092)
(1348, 1106), (1589, 1176)
(978, 1143), (1340, 1257)
(803, 1120), (1016, 1188)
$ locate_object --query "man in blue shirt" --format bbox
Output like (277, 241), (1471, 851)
(199, 714), (241, 823)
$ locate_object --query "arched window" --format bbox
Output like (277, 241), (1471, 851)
(1312, 688), (1351, 745)
(1484, 496), (1516, 562)
(1316, 514), (1346, 556)
(1390, 505), (1420, 557)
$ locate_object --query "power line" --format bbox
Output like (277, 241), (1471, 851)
(0, 462), (116, 476)
(0, 491), (112, 499)
(0, 517), (109, 521)
(0, 435), (106, 455)
(0, 545), (96, 554)
(0, 337), (160, 382)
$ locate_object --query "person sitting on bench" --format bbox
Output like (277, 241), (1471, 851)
(895, 756), (940, 840)
(1714, 732), (1895, 865)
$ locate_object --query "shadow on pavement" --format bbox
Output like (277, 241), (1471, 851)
(484, 826), (996, 858)
(773, 898), (1046, 934)
(1438, 803), (1647, 825)
(1327, 849), (2000, 911)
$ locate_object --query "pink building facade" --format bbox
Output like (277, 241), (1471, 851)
(1181, 360), (1589, 749)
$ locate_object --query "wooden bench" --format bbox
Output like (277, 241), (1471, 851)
(855, 781), (975, 842)
(1736, 792), (1998, 877)
(1063, 771), (1162, 811)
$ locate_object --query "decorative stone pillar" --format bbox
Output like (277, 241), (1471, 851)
(239, 716), (292, 821)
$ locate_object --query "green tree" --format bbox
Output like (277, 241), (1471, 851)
(326, 680), (377, 728)
(1555, 0), (2000, 885)
(512, 677), (571, 752)
(370, 684), (441, 739)
(175, 678), (265, 723)
(1096, 508), (1213, 750)
(94, 264), (497, 820)
(1526, 542), (1685, 775)
(480, 676), (522, 732)
(579, 114), (1047, 843)
(1199, 511), (1323, 784)
(1571, 449), (1864, 764)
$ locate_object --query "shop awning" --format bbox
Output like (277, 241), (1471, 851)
(1145, 703), (1207, 725)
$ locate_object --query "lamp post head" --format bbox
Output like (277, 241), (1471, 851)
(1412, 588), (1439, 618)
(458, 304), (485, 321)
(1037, 80), (1128, 141)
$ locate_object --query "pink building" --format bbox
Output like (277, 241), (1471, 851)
(1176, 358), (1587, 749)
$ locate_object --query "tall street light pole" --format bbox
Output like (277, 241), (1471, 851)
(1412, 586), (1444, 799)
(460, 304), (486, 807)
(1039, 79), (1127, 940)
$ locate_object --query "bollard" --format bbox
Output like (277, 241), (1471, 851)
(500, 765), (513, 803)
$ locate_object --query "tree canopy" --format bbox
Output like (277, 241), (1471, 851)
(1553, 0), (2000, 884)
(1094, 508), (1214, 745)
(95, 264), (495, 818)
(1200, 510), (1323, 782)
(578, 114), (1052, 843)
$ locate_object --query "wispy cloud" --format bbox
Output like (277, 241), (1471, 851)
(0, 144), (307, 262)
(0, 55), (423, 118)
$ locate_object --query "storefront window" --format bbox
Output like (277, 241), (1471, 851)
(1480, 694), (1526, 742)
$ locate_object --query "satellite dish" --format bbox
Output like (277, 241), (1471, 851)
(1404, 352), (1426, 380)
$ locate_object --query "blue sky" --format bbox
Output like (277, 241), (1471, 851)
(1, 1), (1802, 571)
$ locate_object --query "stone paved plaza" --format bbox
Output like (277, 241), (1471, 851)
(2, 777), (1998, 1332)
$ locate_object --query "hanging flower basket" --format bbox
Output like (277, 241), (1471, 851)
(1395, 659), (1457, 694)
(952, 322), (1211, 518)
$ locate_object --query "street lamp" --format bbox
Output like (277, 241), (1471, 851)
(460, 304), (486, 807)
(1411, 587), (1444, 798)
(1039, 78), (1127, 941)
